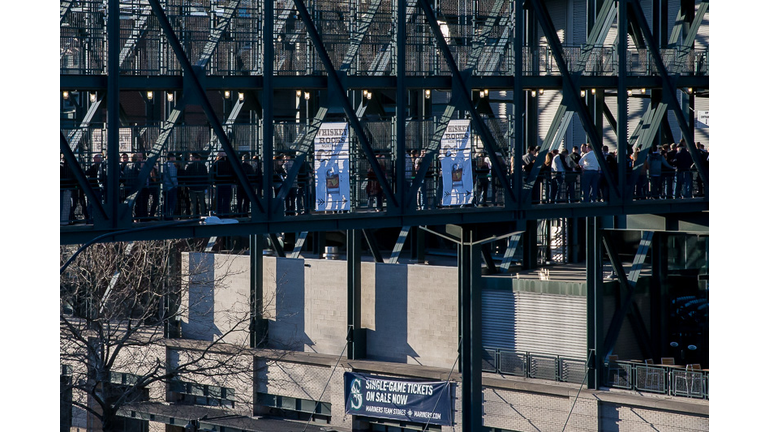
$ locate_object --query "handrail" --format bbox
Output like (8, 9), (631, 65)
(481, 349), (708, 400)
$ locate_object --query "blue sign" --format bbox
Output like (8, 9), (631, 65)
(344, 372), (453, 426)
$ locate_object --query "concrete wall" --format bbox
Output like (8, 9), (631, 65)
(263, 257), (460, 369)
(362, 262), (458, 369)
(182, 252), (251, 346)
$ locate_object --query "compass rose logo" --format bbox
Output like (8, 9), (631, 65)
(349, 378), (363, 409)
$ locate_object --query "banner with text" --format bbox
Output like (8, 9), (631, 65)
(344, 372), (453, 426)
(314, 122), (350, 211)
(439, 119), (474, 206)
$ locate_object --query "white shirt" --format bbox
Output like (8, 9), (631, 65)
(578, 151), (600, 171)
(552, 154), (565, 173)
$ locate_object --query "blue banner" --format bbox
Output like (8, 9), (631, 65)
(344, 372), (453, 426)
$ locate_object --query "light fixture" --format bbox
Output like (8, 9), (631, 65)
(146, 91), (153, 100)
(238, 92), (244, 101)
(425, 89), (431, 99)
(167, 92), (174, 102)
(591, 88), (596, 95)
(366, 90), (372, 100)
(224, 90), (231, 99)
(296, 90), (302, 98)
(62, 91), (69, 100)
(484, 89), (489, 97)
(530, 90), (536, 98)
(478, 89), (484, 98)
(640, 88), (646, 94)
(627, 89), (633, 96)
(687, 87), (693, 94)
(538, 89), (544, 96)
(304, 91), (310, 100)
(363, 89), (369, 99)
(90, 92), (97, 103)
(580, 90), (586, 97)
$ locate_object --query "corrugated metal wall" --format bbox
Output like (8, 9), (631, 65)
(482, 289), (587, 359)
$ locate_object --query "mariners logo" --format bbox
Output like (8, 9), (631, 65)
(349, 378), (363, 409)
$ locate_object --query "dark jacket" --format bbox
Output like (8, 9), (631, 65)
(672, 149), (693, 172)
(183, 161), (209, 191)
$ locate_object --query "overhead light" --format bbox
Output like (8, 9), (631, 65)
(90, 92), (97, 103)
(296, 90), (302, 98)
(167, 92), (174, 102)
(484, 89), (489, 97)
(62, 91), (69, 100)
(366, 90), (372, 100)
(146, 90), (153, 100)
(425, 89), (431, 99)
(304, 91), (310, 100)
(363, 89), (369, 98)
(478, 89), (484, 98)
(538, 89), (544, 96)
(591, 88), (596, 95)
(224, 90), (231, 99)
(640, 88), (646, 94)
(530, 90), (536, 98)
(627, 89), (633, 96)
(238, 92), (244, 101)
(687, 87), (693, 94)
(580, 90), (586, 97)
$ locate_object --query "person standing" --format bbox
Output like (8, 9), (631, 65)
(213, 151), (234, 216)
(185, 153), (209, 217)
(474, 154), (491, 206)
(672, 141), (693, 198)
(162, 152), (179, 219)
(236, 152), (255, 216)
(550, 149), (565, 203)
(647, 145), (674, 199)
(85, 153), (107, 223)
(578, 144), (600, 202)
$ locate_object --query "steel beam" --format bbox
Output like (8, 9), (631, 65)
(250, 234), (267, 348)
(415, 0), (516, 206)
(362, 229), (384, 263)
(457, 225), (483, 432)
(60, 132), (108, 224)
(529, 0), (618, 201)
(522, 0), (617, 204)
(347, 229), (366, 359)
(627, 0), (707, 188)
(148, 0), (263, 216)
(389, 226), (411, 264)
(107, 0), (122, 228)
(586, 217), (603, 389)
(291, 231), (309, 259)
(291, 0), (398, 210)
(601, 231), (653, 359)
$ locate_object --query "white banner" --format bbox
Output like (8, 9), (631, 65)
(439, 120), (474, 206)
(314, 122), (350, 211)
(697, 110), (709, 127)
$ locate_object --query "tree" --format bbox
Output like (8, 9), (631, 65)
(60, 239), (260, 432)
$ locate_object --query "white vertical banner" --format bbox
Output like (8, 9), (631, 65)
(440, 119), (474, 206)
(314, 122), (351, 211)
(697, 110), (709, 127)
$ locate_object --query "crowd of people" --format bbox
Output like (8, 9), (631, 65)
(60, 140), (708, 225)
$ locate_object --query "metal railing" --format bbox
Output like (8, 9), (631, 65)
(604, 360), (708, 399)
(482, 348), (588, 385)
(60, 1), (708, 78)
(59, 134), (708, 226)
